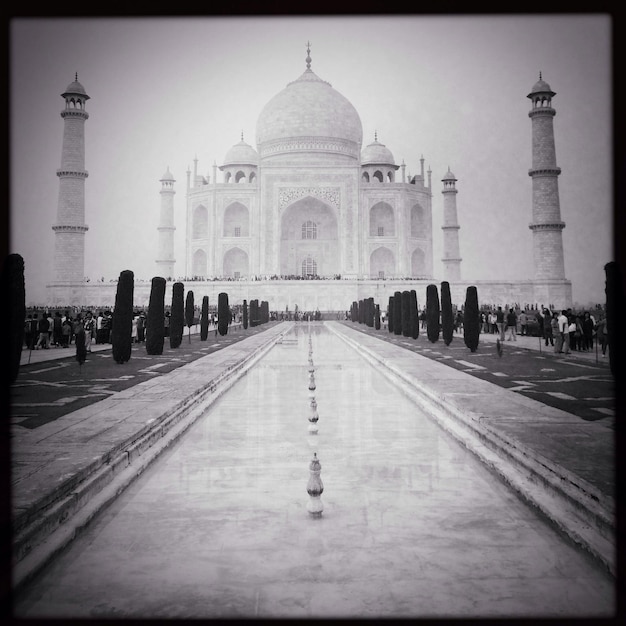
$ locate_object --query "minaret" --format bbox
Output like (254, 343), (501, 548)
(156, 167), (176, 280)
(527, 73), (566, 280)
(51, 74), (89, 301)
(441, 167), (462, 281)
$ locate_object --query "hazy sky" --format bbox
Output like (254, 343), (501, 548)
(9, 15), (612, 306)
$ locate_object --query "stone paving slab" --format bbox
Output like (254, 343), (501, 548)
(327, 322), (615, 574)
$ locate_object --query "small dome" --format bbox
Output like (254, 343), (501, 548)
(528, 74), (555, 98)
(62, 76), (89, 99)
(442, 167), (456, 181)
(223, 139), (259, 166)
(160, 167), (175, 181)
(361, 138), (395, 165)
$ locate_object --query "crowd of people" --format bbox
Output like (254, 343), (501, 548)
(476, 306), (608, 356)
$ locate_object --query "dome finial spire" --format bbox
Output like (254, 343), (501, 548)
(306, 41), (311, 70)
(75, 72), (78, 81)
(241, 130), (244, 142)
(539, 71), (542, 80)
(374, 130), (378, 142)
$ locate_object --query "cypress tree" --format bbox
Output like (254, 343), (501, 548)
(388, 296), (394, 333)
(401, 291), (411, 337)
(261, 301), (269, 324)
(112, 269), (134, 363)
(200, 296), (209, 341)
(218, 292), (229, 336)
(169, 281), (184, 348)
(368, 297), (376, 327)
(375, 303), (381, 330)
(3, 253), (25, 384)
(185, 290), (195, 343)
(243, 299), (248, 329)
(463, 286), (480, 353)
(250, 299), (258, 327)
(393, 291), (402, 335)
(146, 276), (166, 354)
(426, 283), (440, 343)
(441, 281), (454, 346)
(410, 290), (419, 339)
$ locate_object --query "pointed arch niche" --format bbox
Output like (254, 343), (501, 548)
(369, 201), (395, 237)
(370, 246), (395, 279)
(280, 196), (338, 277)
(410, 202), (426, 237)
(223, 202), (249, 237)
(193, 204), (208, 239)
(411, 247), (426, 277)
(223, 246), (249, 278)
(192, 248), (207, 277)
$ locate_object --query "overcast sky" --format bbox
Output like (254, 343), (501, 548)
(9, 15), (612, 306)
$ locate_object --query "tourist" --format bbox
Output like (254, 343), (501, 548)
(552, 312), (562, 353)
(489, 310), (498, 334)
(596, 316), (608, 357)
(61, 315), (72, 347)
(558, 310), (570, 354)
(582, 312), (594, 351)
(506, 308), (517, 341)
(137, 313), (145, 343)
(542, 308), (554, 346)
(519, 310), (527, 336)
(84, 311), (95, 352)
(496, 306), (505, 340)
(35, 313), (50, 349)
(164, 312), (170, 337)
(96, 312), (104, 344)
(52, 312), (63, 347)
(24, 314), (33, 349)
(47, 311), (54, 345)
(131, 314), (139, 343)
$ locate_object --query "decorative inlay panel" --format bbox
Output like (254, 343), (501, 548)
(278, 187), (341, 212)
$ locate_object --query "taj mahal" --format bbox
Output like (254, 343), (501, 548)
(47, 46), (572, 311)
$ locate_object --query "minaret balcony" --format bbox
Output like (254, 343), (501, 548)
(528, 222), (565, 231)
(52, 224), (89, 233)
(528, 107), (555, 118)
(528, 167), (561, 177)
(56, 169), (89, 178)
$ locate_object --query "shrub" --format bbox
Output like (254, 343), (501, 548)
(368, 297), (376, 327)
(393, 291), (402, 335)
(200, 296), (209, 340)
(261, 301), (269, 324)
(410, 290), (419, 339)
(169, 282), (184, 348)
(441, 281), (454, 346)
(243, 299), (248, 330)
(463, 286), (480, 353)
(146, 276), (166, 354)
(375, 304), (381, 330)
(426, 283), (440, 343)
(112, 270), (134, 363)
(185, 290), (195, 342)
(388, 296), (394, 333)
(218, 292), (229, 336)
(3, 253), (25, 384)
(250, 299), (258, 327)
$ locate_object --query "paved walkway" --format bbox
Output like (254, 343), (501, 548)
(10, 320), (616, 596)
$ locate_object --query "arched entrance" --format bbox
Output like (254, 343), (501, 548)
(280, 197), (338, 277)
(192, 248), (207, 278)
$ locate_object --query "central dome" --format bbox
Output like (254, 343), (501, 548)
(256, 68), (363, 159)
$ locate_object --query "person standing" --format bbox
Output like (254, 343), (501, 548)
(53, 312), (63, 347)
(24, 314), (33, 349)
(558, 310), (570, 354)
(61, 315), (72, 347)
(496, 306), (505, 341)
(519, 310), (527, 336)
(582, 312), (594, 351)
(551, 312), (560, 353)
(596, 316), (608, 357)
(96, 312), (104, 344)
(35, 313), (50, 349)
(83, 311), (95, 352)
(506, 308), (517, 341)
